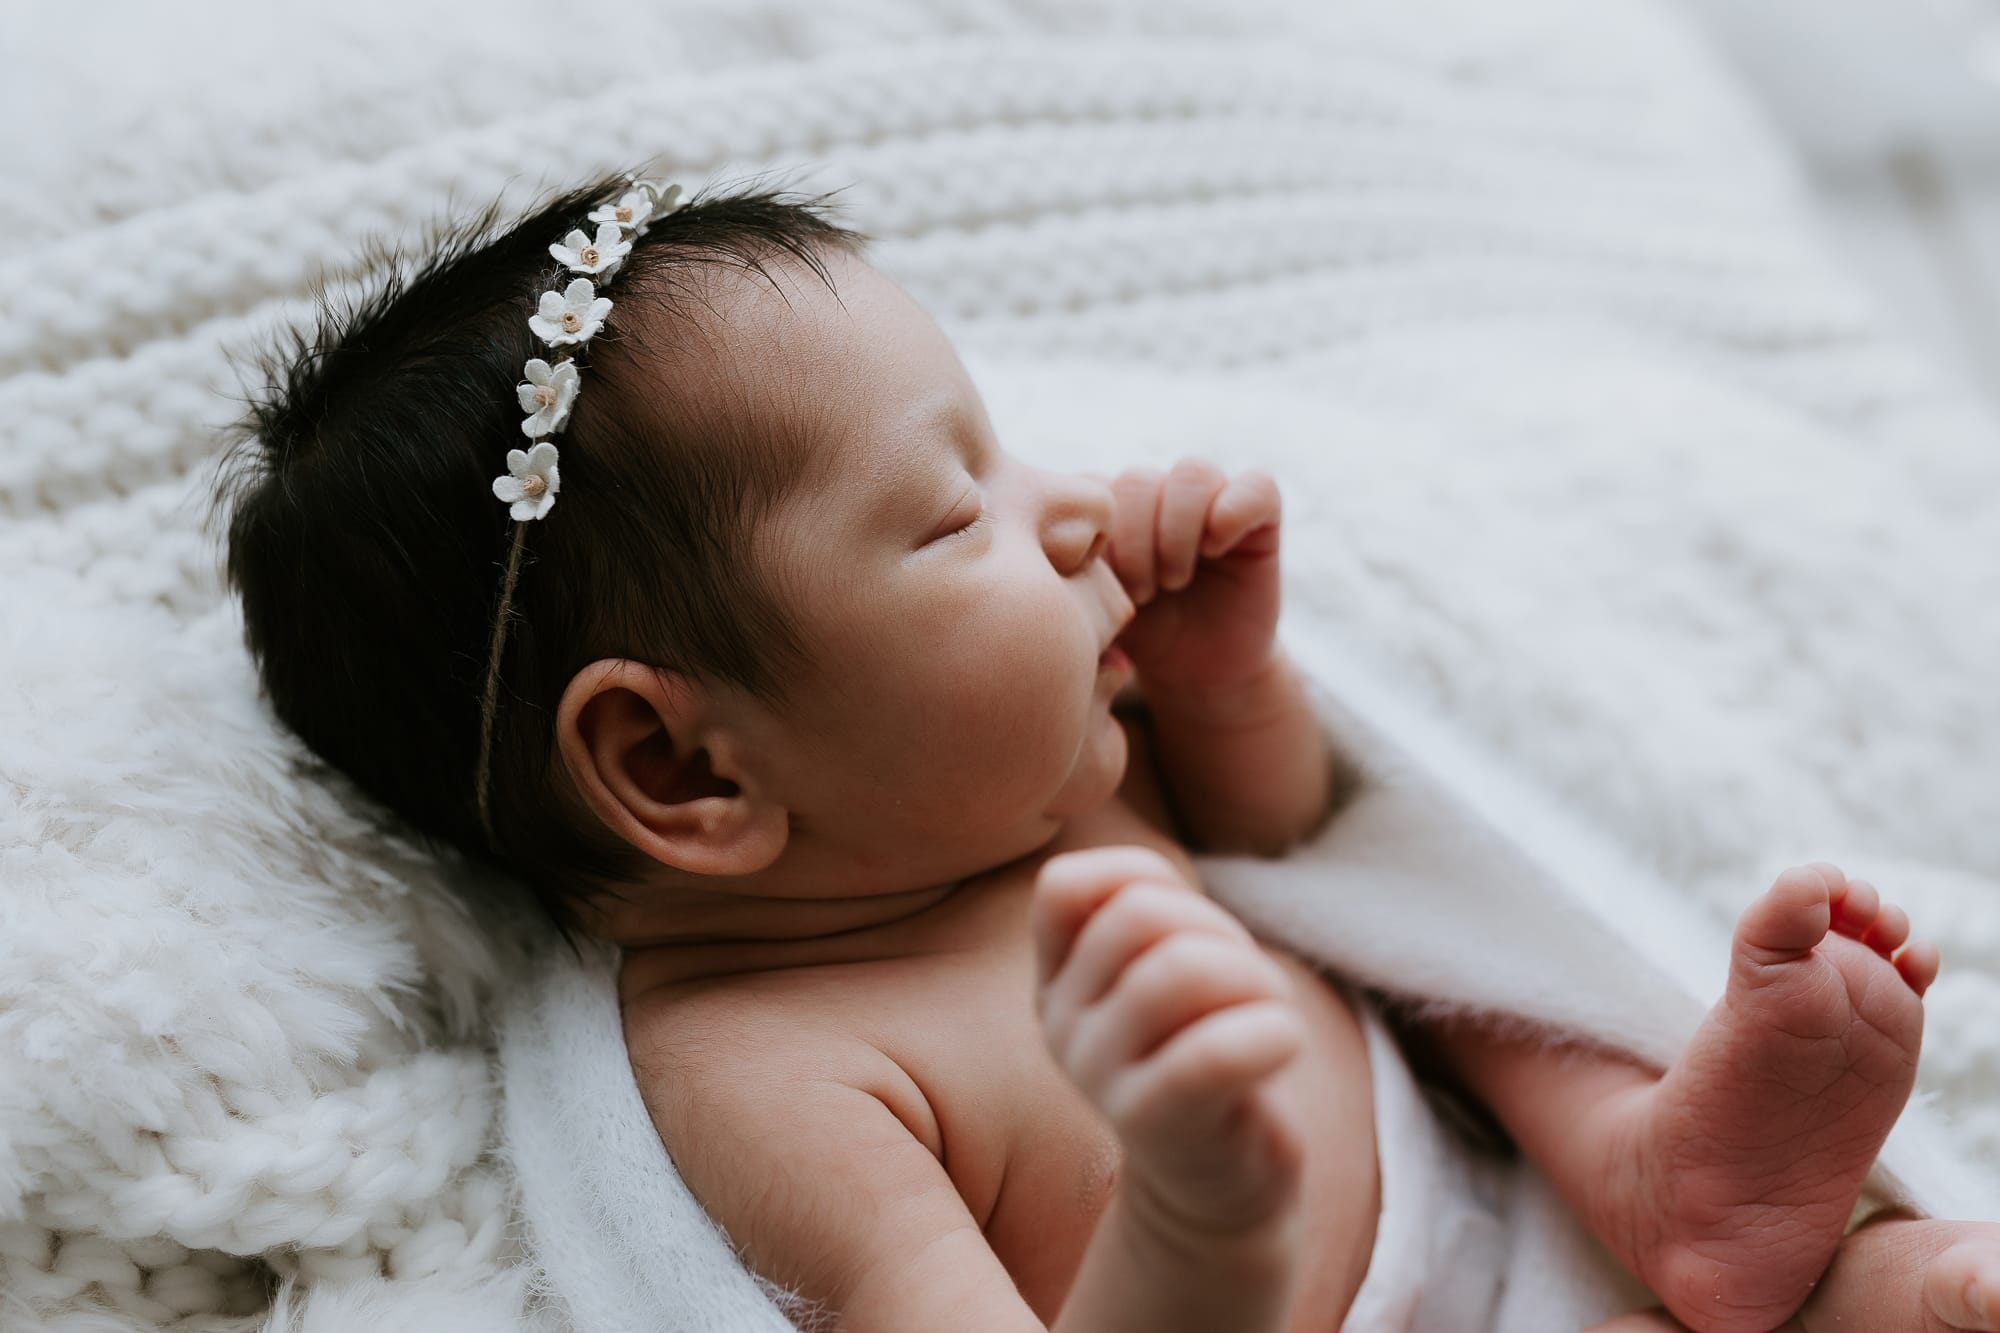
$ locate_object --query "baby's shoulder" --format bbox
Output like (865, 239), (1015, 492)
(619, 976), (992, 1322)
(623, 970), (945, 1160)
(624, 971), (885, 1087)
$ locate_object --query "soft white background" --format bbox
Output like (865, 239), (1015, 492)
(3, 1), (1997, 1328)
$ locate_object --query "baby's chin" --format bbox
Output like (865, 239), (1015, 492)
(856, 710), (1129, 896)
(1042, 705), (1131, 821)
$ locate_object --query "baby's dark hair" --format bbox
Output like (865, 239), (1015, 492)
(213, 172), (864, 928)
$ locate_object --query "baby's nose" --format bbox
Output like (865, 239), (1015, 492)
(1041, 473), (1115, 575)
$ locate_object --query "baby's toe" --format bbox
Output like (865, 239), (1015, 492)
(1896, 941), (1943, 998)
(1736, 866), (1835, 964)
(1830, 874), (1882, 939)
(1862, 901), (1912, 958)
(1924, 1241), (2000, 1330)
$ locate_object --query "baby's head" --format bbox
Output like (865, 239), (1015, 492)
(220, 175), (1133, 937)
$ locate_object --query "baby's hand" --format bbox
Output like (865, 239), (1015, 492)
(1107, 460), (1281, 698)
(1031, 846), (1307, 1240)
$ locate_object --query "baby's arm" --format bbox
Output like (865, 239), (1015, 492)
(1034, 846), (1311, 1332)
(1142, 651), (1333, 857)
(631, 999), (1297, 1333)
(1107, 462), (1337, 855)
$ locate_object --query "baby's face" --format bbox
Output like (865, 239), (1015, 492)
(719, 252), (1136, 892)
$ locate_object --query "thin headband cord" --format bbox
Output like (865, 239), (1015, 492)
(472, 176), (686, 851)
(474, 521), (530, 845)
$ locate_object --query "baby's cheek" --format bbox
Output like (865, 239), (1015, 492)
(830, 552), (1096, 828)
(930, 616), (1088, 793)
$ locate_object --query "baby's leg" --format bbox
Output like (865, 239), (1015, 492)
(1574, 1223), (2000, 1332)
(1586, 1220), (2000, 1332)
(1432, 864), (1936, 1333)
(1585, 1317), (1791, 1332)
(1792, 1216), (2000, 1331)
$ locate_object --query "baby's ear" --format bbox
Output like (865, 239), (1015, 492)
(556, 660), (788, 876)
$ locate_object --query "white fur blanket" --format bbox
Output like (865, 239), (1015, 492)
(6, 0), (2000, 1329)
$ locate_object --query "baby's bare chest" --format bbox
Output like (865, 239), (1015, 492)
(884, 900), (1122, 1320)
(628, 776), (1379, 1325)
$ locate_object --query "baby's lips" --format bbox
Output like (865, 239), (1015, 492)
(1098, 611), (1136, 671)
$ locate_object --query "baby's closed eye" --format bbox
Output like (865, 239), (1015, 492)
(924, 490), (986, 544)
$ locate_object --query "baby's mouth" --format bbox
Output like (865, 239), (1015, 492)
(1098, 607), (1136, 672)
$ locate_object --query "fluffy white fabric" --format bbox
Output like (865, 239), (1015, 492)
(6, 0), (2000, 1328)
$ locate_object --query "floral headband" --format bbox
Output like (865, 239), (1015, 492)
(475, 176), (686, 845)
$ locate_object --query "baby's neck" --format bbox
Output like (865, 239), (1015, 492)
(606, 814), (1080, 987)
(622, 875), (971, 950)
(607, 821), (1096, 997)
(615, 873), (1013, 997)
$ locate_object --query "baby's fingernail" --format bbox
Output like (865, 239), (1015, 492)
(1970, 1275), (1989, 1319)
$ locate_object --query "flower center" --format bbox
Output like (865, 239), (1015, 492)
(615, 206), (633, 221)
(581, 246), (599, 265)
(522, 474), (547, 498)
(561, 311), (581, 332)
(534, 385), (556, 408)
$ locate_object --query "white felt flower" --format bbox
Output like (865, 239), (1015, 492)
(492, 441), (561, 520)
(588, 188), (654, 234)
(638, 180), (685, 221)
(529, 278), (611, 346)
(516, 358), (579, 437)
(550, 223), (631, 277)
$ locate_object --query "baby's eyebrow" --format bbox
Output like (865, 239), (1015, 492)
(878, 399), (972, 472)
(926, 402), (992, 475)
(905, 398), (971, 452)
(848, 401), (975, 528)
(844, 419), (944, 513)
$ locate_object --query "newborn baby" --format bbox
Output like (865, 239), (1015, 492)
(221, 176), (2000, 1331)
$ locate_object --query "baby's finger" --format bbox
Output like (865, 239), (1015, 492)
(1157, 459), (1227, 593)
(1064, 935), (1291, 1093)
(1109, 470), (1165, 604)
(1104, 1000), (1305, 1142)
(1200, 470), (1281, 560)
(1042, 882), (1249, 1034)
(1032, 845), (1191, 987)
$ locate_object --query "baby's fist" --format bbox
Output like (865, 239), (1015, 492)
(1107, 461), (1282, 696)
(1031, 846), (1307, 1237)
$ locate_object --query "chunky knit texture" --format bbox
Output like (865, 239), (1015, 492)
(7, 0), (2000, 1328)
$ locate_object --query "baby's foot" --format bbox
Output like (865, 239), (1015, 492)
(1616, 864), (1939, 1333)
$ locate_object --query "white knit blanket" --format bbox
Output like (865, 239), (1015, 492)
(7, 0), (2000, 1329)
